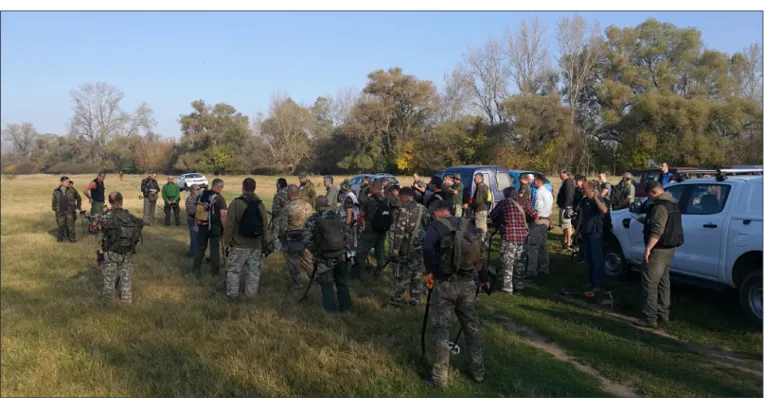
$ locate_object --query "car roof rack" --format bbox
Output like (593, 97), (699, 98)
(685, 167), (763, 182)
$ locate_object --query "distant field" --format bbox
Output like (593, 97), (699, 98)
(1, 173), (760, 397)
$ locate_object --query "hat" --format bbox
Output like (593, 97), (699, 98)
(453, 173), (461, 180)
(574, 174), (586, 181)
(298, 172), (307, 179)
(340, 179), (351, 191)
(622, 172), (633, 180)
(60, 176), (69, 182)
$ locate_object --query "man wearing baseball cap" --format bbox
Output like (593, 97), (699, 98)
(298, 172), (317, 209)
(612, 173), (636, 211)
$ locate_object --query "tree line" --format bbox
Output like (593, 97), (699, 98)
(2, 16), (762, 177)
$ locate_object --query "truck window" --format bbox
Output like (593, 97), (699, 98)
(496, 172), (512, 191)
(747, 182), (763, 215)
(686, 184), (731, 215)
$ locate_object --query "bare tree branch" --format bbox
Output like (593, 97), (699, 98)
(460, 38), (509, 125)
(506, 17), (551, 96)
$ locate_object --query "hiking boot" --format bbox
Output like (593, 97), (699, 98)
(467, 373), (484, 384)
(69, 238), (78, 243)
(57, 237), (64, 243)
(421, 376), (444, 389)
(658, 314), (670, 325)
(632, 318), (658, 329)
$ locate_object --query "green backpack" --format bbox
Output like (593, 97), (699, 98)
(104, 209), (144, 254)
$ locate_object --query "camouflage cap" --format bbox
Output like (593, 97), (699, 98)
(340, 179), (352, 191)
(453, 173), (461, 180)
(298, 172), (307, 179)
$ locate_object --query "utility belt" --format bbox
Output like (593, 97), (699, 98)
(284, 229), (306, 255)
(437, 269), (477, 282)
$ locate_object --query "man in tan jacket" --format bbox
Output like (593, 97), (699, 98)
(222, 177), (272, 299)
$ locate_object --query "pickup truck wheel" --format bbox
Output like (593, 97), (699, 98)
(739, 269), (763, 327)
(603, 244), (629, 281)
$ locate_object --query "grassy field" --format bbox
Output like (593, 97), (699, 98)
(1, 173), (761, 397)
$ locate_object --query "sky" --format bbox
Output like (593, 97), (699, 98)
(1, 11), (762, 138)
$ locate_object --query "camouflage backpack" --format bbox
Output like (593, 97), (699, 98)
(104, 209), (144, 254)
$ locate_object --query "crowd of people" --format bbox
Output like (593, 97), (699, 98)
(49, 164), (684, 387)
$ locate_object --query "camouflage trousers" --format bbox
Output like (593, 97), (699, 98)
(387, 230), (396, 258)
(499, 241), (526, 293)
(474, 211), (488, 239)
(226, 247), (262, 298)
(282, 250), (312, 286)
(389, 251), (425, 307)
(430, 277), (485, 387)
(102, 251), (134, 301)
(55, 211), (76, 241)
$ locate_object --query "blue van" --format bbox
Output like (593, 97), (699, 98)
(429, 165), (514, 212)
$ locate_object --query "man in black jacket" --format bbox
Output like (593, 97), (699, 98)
(556, 170), (576, 250)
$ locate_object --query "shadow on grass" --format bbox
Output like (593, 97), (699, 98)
(484, 302), (762, 397)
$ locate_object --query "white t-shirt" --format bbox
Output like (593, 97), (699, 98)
(532, 185), (553, 218)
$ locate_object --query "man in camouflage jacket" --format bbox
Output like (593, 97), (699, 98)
(304, 196), (351, 313)
(271, 178), (289, 252)
(277, 184), (315, 290)
(388, 187), (429, 308)
(140, 172), (160, 226)
(52, 176), (82, 242)
(95, 192), (138, 302)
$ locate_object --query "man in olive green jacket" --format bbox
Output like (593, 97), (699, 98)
(298, 172), (318, 208)
(52, 176), (82, 242)
(222, 177), (272, 299)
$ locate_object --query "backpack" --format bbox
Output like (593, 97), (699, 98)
(317, 211), (347, 259)
(195, 191), (218, 227)
(104, 209), (144, 254)
(371, 196), (393, 233)
(237, 196), (264, 237)
(610, 183), (623, 207)
(436, 218), (483, 275)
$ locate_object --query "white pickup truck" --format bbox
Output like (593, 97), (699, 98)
(604, 172), (763, 325)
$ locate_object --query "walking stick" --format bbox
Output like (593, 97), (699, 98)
(299, 259), (318, 303)
(419, 274), (435, 360)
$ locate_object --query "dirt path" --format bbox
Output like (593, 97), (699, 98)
(484, 306), (640, 398)
(526, 285), (763, 376)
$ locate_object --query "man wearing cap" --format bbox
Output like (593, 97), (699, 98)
(339, 179), (360, 263)
(84, 172), (107, 215)
(613, 173), (636, 210)
(323, 176), (339, 209)
(359, 176), (372, 205)
(387, 184), (402, 260)
(450, 174), (465, 217)
(556, 169), (576, 250)
(52, 176), (82, 243)
(412, 173), (427, 204)
(298, 172), (317, 209)
(470, 173), (491, 243)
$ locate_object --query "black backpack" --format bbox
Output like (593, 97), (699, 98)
(237, 196), (264, 237)
(317, 211), (347, 259)
(436, 218), (483, 275)
(371, 196), (393, 233)
(610, 183), (623, 207)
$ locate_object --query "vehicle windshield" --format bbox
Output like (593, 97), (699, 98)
(186, 174), (202, 178)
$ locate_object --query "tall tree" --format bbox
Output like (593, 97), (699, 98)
(436, 69), (471, 123)
(460, 38), (509, 125)
(506, 17), (551, 96)
(69, 82), (155, 160)
(2, 122), (38, 156)
(557, 14), (602, 120)
(342, 67), (439, 172)
(731, 42), (763, 103)
(178, 100), (251, 151)
(256, 94), (316, 173)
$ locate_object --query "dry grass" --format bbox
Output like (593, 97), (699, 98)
(1, 173), (760, 397)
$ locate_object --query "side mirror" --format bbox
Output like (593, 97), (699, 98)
(629, 201), (642, 214)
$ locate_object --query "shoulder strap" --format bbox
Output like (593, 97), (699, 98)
(411, 204), (425, 238)
(436, 217), (455, 233)
(508, 198), (529, 230)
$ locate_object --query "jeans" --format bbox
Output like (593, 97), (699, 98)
(526, 223), (549, 277)
(192, 225), (222, 277)
(581, 233), (604, 288)
(187, 217), (198, 257)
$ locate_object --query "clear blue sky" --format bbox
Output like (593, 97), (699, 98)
(1, 11), (762, 138)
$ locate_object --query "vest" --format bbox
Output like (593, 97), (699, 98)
(91, 178), (105, 202)
(643, 199), (684, 248)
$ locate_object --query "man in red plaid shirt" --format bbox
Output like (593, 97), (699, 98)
(489, 187), (538, 293)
